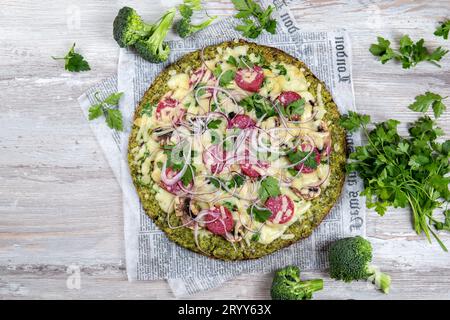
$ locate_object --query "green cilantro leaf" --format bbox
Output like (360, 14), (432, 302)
(88, 92), (124, 131)
(258, 176), (281, 203)
(434, 20), (450, 40)
(408, 91), (447, 118)
(52, 43), (91, 72)
(339, 111), (371, 132)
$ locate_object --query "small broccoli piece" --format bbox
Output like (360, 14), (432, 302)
(113, 7), (154, 48)
(175, 16), (217, 38)
(270, 266), (323, 300)
(329, 236), (391, 294)
(134, 9), (176, 63)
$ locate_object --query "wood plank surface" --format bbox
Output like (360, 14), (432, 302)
(0, 0), (449, 299)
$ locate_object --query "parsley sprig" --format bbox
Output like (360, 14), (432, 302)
(52, 43), (91, 72)
(232, 0), (277, 39)
(369, 35), (448, 69)
(88, 92), (124, 131)
(340, 101), (450, 251)
(434, 20), (450, 40)
(408, 91), (448, 118)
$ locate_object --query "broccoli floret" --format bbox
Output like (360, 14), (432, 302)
(175, 16), (217, 38)
(329, 236), (391, 294)
(270, 266), (323, 300)
(113, 7), (154, 48)
(134, 9), (175, 63)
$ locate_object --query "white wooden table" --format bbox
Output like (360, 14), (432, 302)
(1, 0), (449, 299)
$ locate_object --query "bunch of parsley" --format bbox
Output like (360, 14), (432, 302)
(369, 35), (448, 69)
(340, 93), (449, 250)
(232, 0), (277, 39)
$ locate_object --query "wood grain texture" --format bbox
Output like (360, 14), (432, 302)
(0, 0), (449, 299)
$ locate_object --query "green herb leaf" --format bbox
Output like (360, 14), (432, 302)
(408, 91), (447, 118)
(339, 111), (371, 132)
(346, 111), (450, 251)
(258, 176), (281, 203)
(52, 43), (91, 72)
(247, 205), (272, 223)
(207, 119), (222, 129)
(369, 35), (448, 69)
(88, 92), (124, 131)
(239, 93), (276, 119)
(275, 64), (287, 75)
(227, 55), (238, 67)
(287, 149), (318, 170)
(232, 0), (277, 39)
(88, 104), (103, 120)
(434, 20), (450, 40)
(219, 69), (236, 87)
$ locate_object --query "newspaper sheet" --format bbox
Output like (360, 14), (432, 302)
(78, 3), (365, 297)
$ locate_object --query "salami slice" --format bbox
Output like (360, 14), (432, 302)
(229, 114), (256, 129)
(204, 206), (234, 235)
(235, 66), (265, 92)
(265, 195), (295, 224)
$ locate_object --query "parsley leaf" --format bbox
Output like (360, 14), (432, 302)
(105, 109), (123, 131)
(207, 119), (222, 129)
(345, 110), (450, 251)
(434, 20), (450, 40)
(181, 165), (196, 187)
(228, 174), (245, 189)
(232, 0), (277, 39)
(88, 92), (124, 131)
(369, 35), (448, 69)
(282, 98), (305, 118)
(258, 176), (281, 203)
(227, 55), (238, 67)
(219, 69), (236, 87)
(275, 64), (287, 75)
(52, 43), (91, 72)
(247, 205), (272, 223)
(239, 93), (276, 119)
(408, 91), (447, 118)
(287, 149), (318, 170)
(339, 111), (371, 132)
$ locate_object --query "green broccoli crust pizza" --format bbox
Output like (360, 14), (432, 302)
(128, 39), (347, 260)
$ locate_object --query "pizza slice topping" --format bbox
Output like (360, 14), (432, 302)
(132, 43), (334, 247)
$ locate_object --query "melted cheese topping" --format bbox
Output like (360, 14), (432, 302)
(131, 44), (333, 245)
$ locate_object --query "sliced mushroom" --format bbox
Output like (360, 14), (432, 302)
(174, 197), (190, 217)
(291, 186), (321, 200)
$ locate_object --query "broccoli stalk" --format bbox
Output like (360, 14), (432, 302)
(271, 266), (324, 300)
(134, 9), (176, 63)
(113, 7), (154, 48)
(329, 236), (391, 294)
(175, 16), (217, 38)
